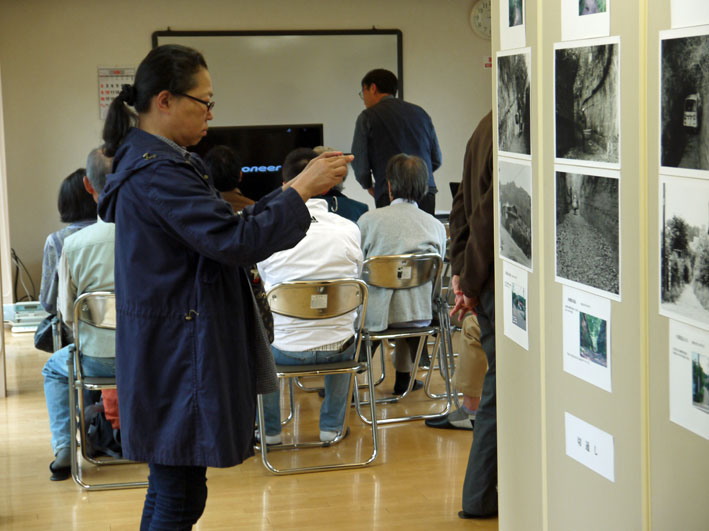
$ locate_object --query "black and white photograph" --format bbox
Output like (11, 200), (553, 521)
(499, 159), (532, 270)
(692, 352), (709, 414)
(660, 176), (709, 330)
(509, 0), (524, 26)
(554, 38), (620, 167)
(497, 49), (531, 157)
(512, 288), (527, 331)
(660, 27), (709, 177)
(556, 167), (620, 299)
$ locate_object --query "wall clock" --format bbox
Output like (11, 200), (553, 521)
(470, 0), (492, 41)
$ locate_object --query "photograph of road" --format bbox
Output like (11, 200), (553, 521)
(499, 159), (532, 270)
(556, 168), (620, 298)
(661, 29), (709, 174)
(692, 352), (709, 413)
(660, 176), (709, 330)
(498, 50), (531, 157)
(555, 38), (620, 166)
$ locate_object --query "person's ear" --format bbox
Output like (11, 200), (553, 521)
(83, 175), (95, 196)
(154, 90), (172, 113)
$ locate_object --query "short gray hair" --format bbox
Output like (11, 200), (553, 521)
(385, 154), (429, 202)
(86, 147), (112, 194)
(313, 145), (347, 191)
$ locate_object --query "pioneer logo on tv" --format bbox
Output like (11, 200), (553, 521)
(241, 165), (282, 174)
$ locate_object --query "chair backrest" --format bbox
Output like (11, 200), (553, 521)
(267, 279), (367, 321)
(73, 291), (117, 331)
(361, 253), (443, 297)
(72, 292), (116, 376)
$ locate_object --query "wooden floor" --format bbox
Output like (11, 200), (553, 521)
(0, 332), (498, 530)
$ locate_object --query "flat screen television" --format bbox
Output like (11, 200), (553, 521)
(190, 124), (324, 200)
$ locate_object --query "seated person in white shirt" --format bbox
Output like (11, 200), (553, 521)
(357, 154), (447, 395)
(257, 148), (363, 445)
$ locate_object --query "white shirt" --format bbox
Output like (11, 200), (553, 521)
(258, 199), (363, 351)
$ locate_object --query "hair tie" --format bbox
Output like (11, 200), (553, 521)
(119, 84), (136, 106)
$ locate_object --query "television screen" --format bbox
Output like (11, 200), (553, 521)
(190, 124), (324, 200)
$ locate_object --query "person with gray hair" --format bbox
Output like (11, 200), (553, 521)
(42, 146), (117, 481)
(357, 153), (446, 394)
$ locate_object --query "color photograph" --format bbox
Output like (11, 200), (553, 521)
(692, 352), (709, 413)
(509, 0), (524, 26)
(580, 311), (607, 367)
(579, 0), (606, 16)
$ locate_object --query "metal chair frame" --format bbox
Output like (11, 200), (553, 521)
(356, 253), (454, 425)
(256, 279), (379, 474)
(67, 291), (148, 490)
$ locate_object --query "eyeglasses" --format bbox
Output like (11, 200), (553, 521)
(176, 92), (215, 112)
(358, 90), (364, 100)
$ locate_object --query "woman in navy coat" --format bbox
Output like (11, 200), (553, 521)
(99, 45), (351, 529)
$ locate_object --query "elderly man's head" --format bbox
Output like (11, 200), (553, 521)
(84, 147), (113, 202)
(385, 153), (429, 203)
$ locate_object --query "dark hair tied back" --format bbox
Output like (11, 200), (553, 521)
(119, 84), (137, 106)
(102, 45), (207, 157)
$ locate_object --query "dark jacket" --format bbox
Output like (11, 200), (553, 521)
(98, 128), (310, 467)
(449, 112), (494, 301)
(322, 188), (369, 223)
(351, 96), (442, 201)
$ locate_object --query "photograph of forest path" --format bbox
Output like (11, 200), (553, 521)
(580, 311), (607, 367)
(692, 352), (709, 413)
(660, 179), (709, 328)
(556, 171), (619, 295)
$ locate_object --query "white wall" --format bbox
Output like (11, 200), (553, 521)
(0, 0), (491, 286)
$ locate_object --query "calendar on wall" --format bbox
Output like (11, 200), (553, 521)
(98, 67), (135, 120)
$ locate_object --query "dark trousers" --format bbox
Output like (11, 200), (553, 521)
(375, 190), (436, 215)
(140, 463), (208, 530)
(461, 283), (497, 516)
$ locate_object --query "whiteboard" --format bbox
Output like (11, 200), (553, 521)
(154, 31), (402, 157)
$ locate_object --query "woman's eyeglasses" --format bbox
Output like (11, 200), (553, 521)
(176, 93), (215, 112)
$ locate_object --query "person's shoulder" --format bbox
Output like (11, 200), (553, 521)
(63, 220), (113, 250)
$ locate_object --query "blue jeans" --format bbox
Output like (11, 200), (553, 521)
(262, 342), (355, 435)
(42, 344), (115, 454)
(141, 463), (207, 530)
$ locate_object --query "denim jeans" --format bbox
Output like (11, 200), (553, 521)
(140, 463), (207, 531)
(42, 344), (115, 454)
(262, 342), (356, 435)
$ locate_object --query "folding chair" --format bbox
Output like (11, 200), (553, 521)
(67, 291), (148, 490)
(256, 279), (379, 475)
(356, 253), (454, 425)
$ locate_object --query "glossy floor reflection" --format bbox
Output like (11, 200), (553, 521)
(0, 333), (498, 530)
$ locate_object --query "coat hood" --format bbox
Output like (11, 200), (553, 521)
(99, 128), (189, 223)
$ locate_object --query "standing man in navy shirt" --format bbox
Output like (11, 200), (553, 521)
(351, 68), (442, 215)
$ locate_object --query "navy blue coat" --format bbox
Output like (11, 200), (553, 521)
(98, 128), (310, 467)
